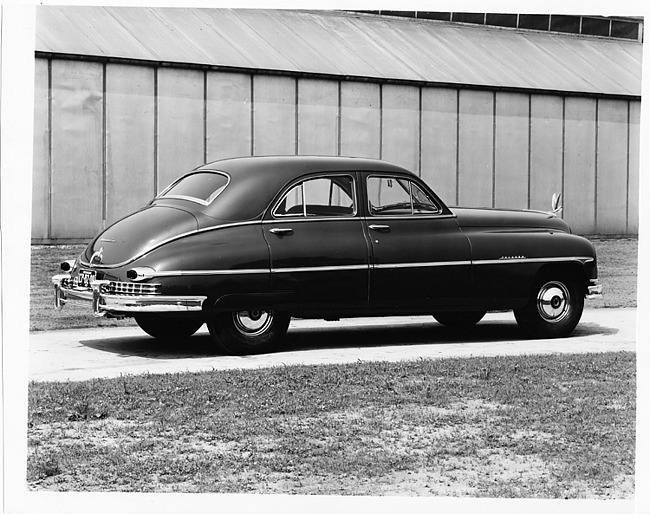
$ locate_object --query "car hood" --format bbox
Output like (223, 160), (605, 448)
(83, 205), (199, 266)
(451, 207), (571, 232)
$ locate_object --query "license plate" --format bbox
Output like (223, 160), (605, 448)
(77, 270), (96, 288)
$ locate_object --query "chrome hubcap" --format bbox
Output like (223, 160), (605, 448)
(536, 281), (571, 323)
(232, 310), (274, 336)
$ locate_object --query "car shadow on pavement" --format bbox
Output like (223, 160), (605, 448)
(79, 318), (618, 359)
(282, 319), (618, 353)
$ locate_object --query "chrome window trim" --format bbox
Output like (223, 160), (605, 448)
(367, 174), (442, 217)
(263, 216), (362, 225)
(361, 214), (456, 222)
(272, 182), (305, 218)
(271, 173), (358, 219)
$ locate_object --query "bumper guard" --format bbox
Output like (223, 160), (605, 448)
(586, 279), (603, 300)
(53, 274), (206, 317)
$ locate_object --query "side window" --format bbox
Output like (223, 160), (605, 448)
(274, 183), (304, 216)
(412, 183), (440, 214)
(274, 175), (355, 217)
(368, 176), (440, 216)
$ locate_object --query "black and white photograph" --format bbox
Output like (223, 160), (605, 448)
(1, 2), (647, 513)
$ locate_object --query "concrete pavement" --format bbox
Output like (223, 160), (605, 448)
(29, 308), (636, 382)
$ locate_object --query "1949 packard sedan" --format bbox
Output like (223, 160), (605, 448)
(53, 156), (602, 355)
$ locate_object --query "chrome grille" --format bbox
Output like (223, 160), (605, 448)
(102, 282), (161, 296)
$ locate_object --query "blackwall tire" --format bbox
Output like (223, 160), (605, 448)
(207, 309), (290, 355)
(432, 311), (486, 328)
(135, 316), (204, 340)
(514, 275), (584, 338)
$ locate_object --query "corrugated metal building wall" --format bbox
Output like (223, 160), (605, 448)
(32, 7), (643, 242)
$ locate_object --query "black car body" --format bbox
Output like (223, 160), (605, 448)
(53, 156), (602, 354)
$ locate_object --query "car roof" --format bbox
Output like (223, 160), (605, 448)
(196, 155), (414, 178)
(161, 155), (419, 222)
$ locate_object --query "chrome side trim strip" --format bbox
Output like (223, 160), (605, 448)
(81, 220), (262, 269)
(83, 248), (595, 274)
(372, 261), (471, 270)
(82, 215), (462, 269)
(473, 256), (595, 266)
(147, 256), (594, 277)
(272, 264), (369, 273)
(152, 268), (269, 277)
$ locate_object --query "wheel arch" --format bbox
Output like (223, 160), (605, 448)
(534, 261), (590, 295)
(209, 292), (295, 314)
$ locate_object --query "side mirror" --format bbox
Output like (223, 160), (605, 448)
(551, 193), (563, 214)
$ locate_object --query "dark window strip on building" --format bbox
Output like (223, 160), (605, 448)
(351, 11), (641, 41)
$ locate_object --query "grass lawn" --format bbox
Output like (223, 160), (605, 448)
(28, 352), (636, 497)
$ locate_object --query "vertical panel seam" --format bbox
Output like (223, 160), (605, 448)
(561, 96), (566, 219)
(47, 59), (53, 240)
(527, 94), (532, 210)
(379, 84), (383, 160)
(626, 101), (631, 233)
(418, 86), (423, 177)
(102, 63), (107, 229)
(492, 91), (496, 208)
(337, 81), (342, 157)
(455, 88), (460, 206)
(250, 75), (255, 156)
(594, 98), (599, 234)
(295, 77), (299, 155)
(153, 67), (159, 195)
(203, 70), (208, 163)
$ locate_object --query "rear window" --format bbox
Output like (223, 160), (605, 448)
(159, 172), (229, 205)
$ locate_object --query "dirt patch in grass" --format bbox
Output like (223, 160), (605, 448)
(28, 352), (636, 497)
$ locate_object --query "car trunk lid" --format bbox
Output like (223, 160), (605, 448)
(83, 205), (199, 266)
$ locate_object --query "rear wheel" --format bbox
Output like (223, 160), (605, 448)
(514, 274), (584, 338)
(135, 316), (204, 340)
(433, 311), (486, 328)
(207, 309), (290, 355)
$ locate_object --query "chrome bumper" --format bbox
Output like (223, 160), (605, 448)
(53, 274), (206, 317)
(586, 280), (603, 300)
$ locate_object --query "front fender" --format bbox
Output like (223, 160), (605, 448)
(466, 230), (597, 309)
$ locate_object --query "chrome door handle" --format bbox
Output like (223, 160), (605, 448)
(269, 228), (293, 236)
(368, 224), (390, 231)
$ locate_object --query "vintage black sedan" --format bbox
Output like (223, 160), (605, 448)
(53, 156), (602, 355)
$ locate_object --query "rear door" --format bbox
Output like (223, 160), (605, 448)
(263, 173), (370, 311)
(364, 174), (471, 310)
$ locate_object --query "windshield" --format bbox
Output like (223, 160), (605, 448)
(159, 171), (230, 205)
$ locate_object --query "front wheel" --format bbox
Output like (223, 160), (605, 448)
(135, 316), (204, 340)
(514, 275), (584, 338)
(207, 309), (290, 355)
